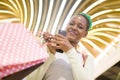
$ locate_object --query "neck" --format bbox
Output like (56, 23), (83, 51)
(70, 41), (78, 48)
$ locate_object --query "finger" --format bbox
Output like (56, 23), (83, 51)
(43, 32), (53, 41)
(48, 39), (62, 48)
(47, 42), (61, 50)
(55, 45), (61, 49)
(54, 35), (65, 41)
(43, 32), (50, 37)
(50, 39), (62, 45)
(47, 42), (56, 47)
(49, 43), (61, 49)
(55, 34), (65, 38)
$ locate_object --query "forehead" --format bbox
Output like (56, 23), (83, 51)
(70, 15), (87, 26)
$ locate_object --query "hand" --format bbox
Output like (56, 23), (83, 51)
(43, 32), (53, 42)
(52, 34), (73, 52)
(42, 32), (56, 54)
(47, 42), (56, 54)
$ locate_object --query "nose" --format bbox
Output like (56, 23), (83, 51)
(72, 25), (78, 30)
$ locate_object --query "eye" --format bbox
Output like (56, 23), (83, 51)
(69, 22), (74, 25)
(78, 25), (83, 29)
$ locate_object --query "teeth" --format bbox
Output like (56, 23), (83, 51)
(69, 29), (76, 35)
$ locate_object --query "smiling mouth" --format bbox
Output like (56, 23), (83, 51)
(68, 29), (77, 36)
(69, 31), (76, 36)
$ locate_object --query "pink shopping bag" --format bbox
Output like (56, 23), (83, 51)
(0, 23), (49, 78)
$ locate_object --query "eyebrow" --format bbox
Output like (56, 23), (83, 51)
(70, 21), (86, 30)
(79, 22), (86, 28)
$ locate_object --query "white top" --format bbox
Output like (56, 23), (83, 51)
(55, 49), (84, 66)
(25, 48), (94, 80)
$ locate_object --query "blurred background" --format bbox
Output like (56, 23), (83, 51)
(0, 0), (120, 80)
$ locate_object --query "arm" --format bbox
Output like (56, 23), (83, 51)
(26, 35), (56, 80)
(49, 34), (94, 80)
(25, 52), (55, 80)
(66, 48), (94, 80)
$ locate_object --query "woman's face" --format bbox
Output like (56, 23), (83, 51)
(66, 15), (88, 43)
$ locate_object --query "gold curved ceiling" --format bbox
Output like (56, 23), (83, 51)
(0, 0), (120, 58)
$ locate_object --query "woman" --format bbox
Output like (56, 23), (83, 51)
(26, 13), (94, 80)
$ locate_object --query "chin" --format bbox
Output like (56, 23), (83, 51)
(67, 36), (76, 42)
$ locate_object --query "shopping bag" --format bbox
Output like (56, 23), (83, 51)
(0, 23), (49, 78)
